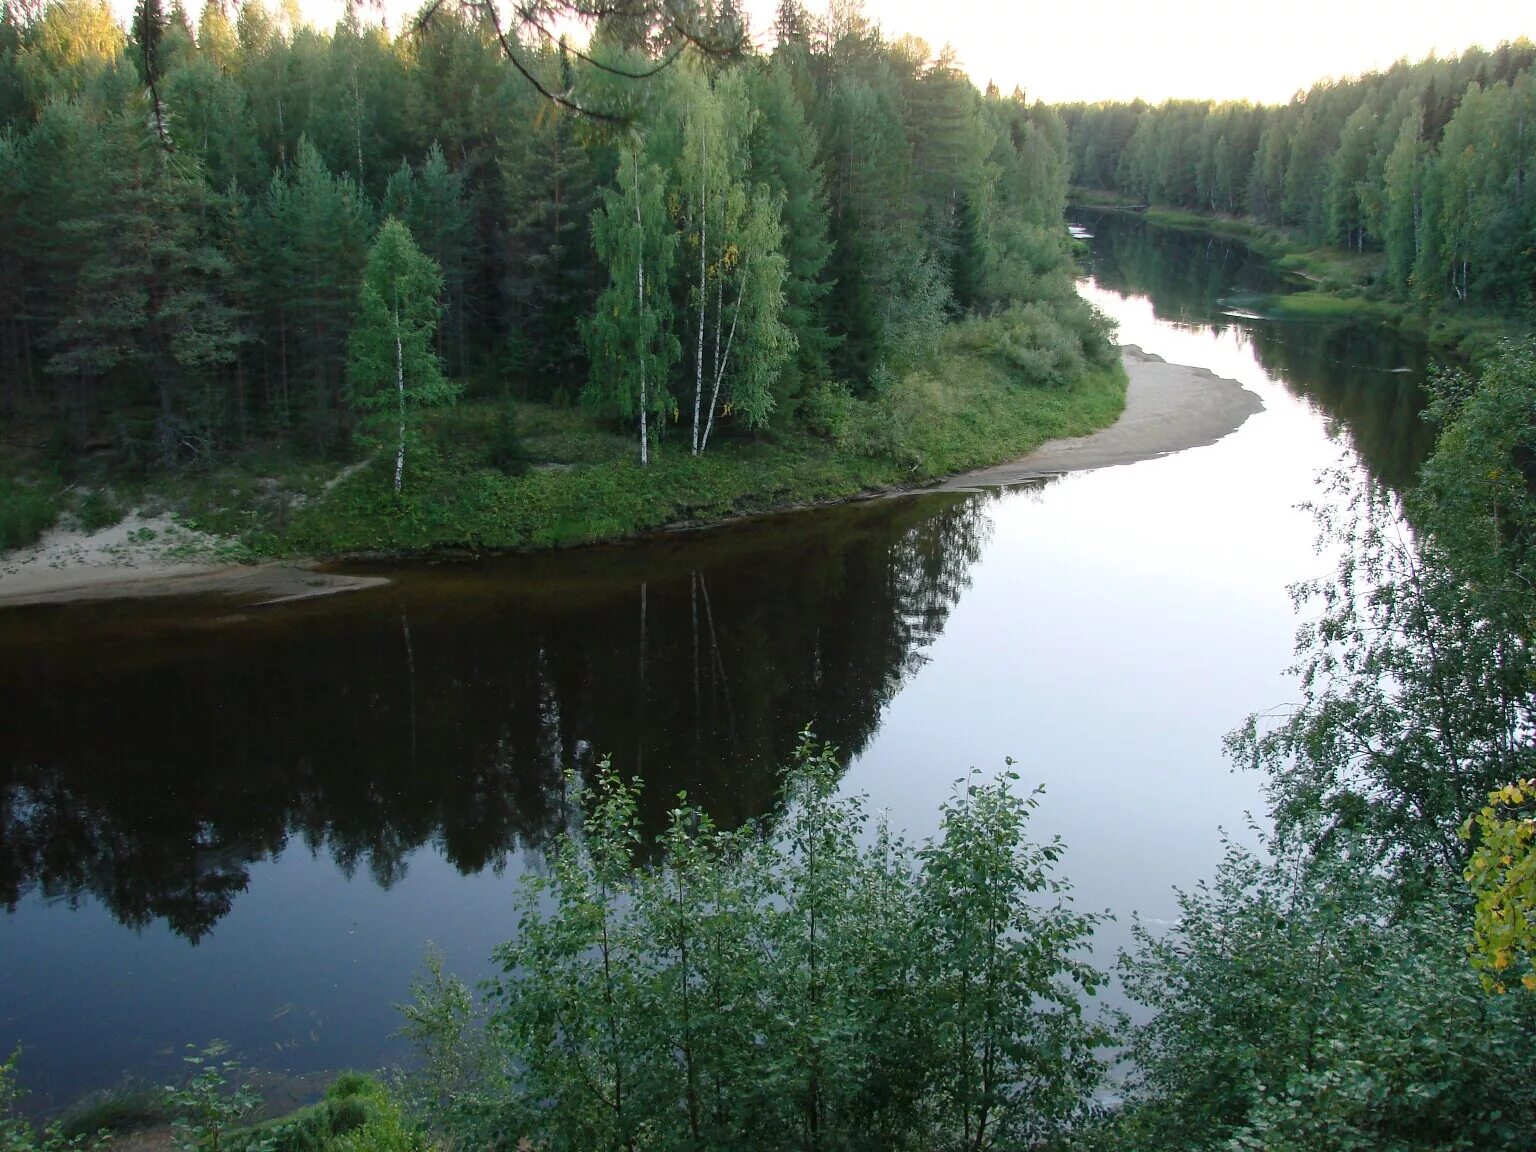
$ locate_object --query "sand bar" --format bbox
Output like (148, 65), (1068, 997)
(934, 345), (1263, 491)
(0, 513), (385, 609)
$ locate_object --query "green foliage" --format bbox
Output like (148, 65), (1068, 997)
(484, 403), (529, 477)
(1060, 39), (1536, 318)
(56, 1085), (170, 1141)
(165, 1042), (261, 1152)
(1104, 840), (1536, 1152)
(72, 488), (123, 533)
(218, 1074), (404, 1152)
(1, 1051), (103, 1152)
(1465, 780), (1536, 993)
(396, 947), (490, 1134)
(283, 331), (1125, 556)
(348, 218), (460, 494)
(1107, 314), (1536, 1152)
(1227, 464), (1536, 879)
(0, 478), (57, 551)
(414, 735), (1104, 1151)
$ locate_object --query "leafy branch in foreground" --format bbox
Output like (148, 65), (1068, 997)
(1106, 835), (1536, 1152)
(1465, 779), (1536, 993)
(408, 733), (1106, 1151)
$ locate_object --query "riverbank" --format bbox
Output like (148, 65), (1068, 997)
(0, 342), (1273, 609)
(0, 512), (387, 608)
(935, 345), (1261, 489)
(1070, 193), (1526, 358)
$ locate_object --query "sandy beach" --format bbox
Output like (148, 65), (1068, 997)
(935, 345), (1263, 491)
(0, 347), (1261, 609)
(0, 512), (387, 609)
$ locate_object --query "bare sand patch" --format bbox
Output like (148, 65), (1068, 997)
(934, 345), (1263, 491)
(0, 512), (385, 609)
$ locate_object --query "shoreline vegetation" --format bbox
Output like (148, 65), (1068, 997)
(0, 326), (1136, 605)
(1059, 37), (1536, 358)
(1071, 190), (1528, 351)
(0, 0), (1139, 604)
(0, 342), (1279, 609)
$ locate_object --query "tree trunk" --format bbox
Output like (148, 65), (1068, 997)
(634, 149), (648, 467)
(394, 304), (406, 494)
(692, 119), (707, 456)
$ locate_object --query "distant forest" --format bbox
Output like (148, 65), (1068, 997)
(0, 0), (1079, 468)
(1059, 39), (1536, 314)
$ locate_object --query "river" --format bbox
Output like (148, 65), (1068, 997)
(0, 210), (1432, 1109)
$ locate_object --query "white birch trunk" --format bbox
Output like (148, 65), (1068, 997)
(394, 306), (406, 494)
(634, 149), (648, 467)
(692, 121), (707, 456)
(700, 254), (749, 456)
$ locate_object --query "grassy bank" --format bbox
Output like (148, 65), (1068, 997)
(1069, 190), (1530, 356)
(0, 308), (1125, 561)
(209, 309), (1126, 557)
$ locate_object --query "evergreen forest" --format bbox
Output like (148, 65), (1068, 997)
(9, 5), (1536, 1152)
(0, 0), (1118, 554)
(1060, 39), (1536, 316)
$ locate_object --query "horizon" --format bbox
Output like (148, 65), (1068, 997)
(99, 0), (1535, 106)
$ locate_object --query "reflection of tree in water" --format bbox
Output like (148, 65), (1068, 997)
(1077, 208), (1436, 487)
(0, 490), (997, 942)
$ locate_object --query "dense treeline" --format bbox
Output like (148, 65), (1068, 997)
(1059, 39), (1536, 315)
(0, 0), (1086, 473)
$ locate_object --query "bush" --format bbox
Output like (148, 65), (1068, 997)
(73, 489), (123, 534)
(410, 736), (1106, 1152)
(1103, 839), (1536, 1152)
(0, 479), (57, 551)
(57, 1086), (170, 1141)
(485, 404), (529, 477)
(795, 379), (854, 442)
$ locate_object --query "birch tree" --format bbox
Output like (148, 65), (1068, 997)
(676, 69), (793, 455)
(348, 218), (459, 493)
(586, 139), (678, 464)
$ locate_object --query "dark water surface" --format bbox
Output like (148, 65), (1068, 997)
(0, 212), (1431, 1108)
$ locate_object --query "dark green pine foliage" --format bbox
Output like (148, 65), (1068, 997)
(0, 128), (32, 414)
(502, 92), (605, 398)
(264, 137), (372, 447)
(0, 0), (1106, 467)
(748, 53), (834, 407)
(398, 143), (472, 377)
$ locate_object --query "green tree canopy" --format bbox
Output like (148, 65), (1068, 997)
(348, 216), (459, 493)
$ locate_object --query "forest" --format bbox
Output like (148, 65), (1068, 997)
(1059, 39), (1536, 316)
(0, 0), (1120, 554)
(11, 4), (1536, 1152)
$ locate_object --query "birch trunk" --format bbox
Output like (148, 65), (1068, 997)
(692, 120), (707, 456)
(634, 149), (648, 467)
(394, 305), (406, 493)
(700, 254), (748, 456)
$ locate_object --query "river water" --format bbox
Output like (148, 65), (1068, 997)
(0, 211), (1432, 1108)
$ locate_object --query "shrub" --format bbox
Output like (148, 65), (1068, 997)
(73, 489), (123, 534)
(0, 479), (57, 551)
(411, 735), (1106, 1152)
(485, 405), (529, 477)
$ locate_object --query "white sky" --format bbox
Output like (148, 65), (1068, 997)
(136, 0), (1534, 105)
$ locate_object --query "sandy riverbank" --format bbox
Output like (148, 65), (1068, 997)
(934, 345), (1263, 490)
(0, 513), (387, 608)
(0, 347), (1261, 609)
